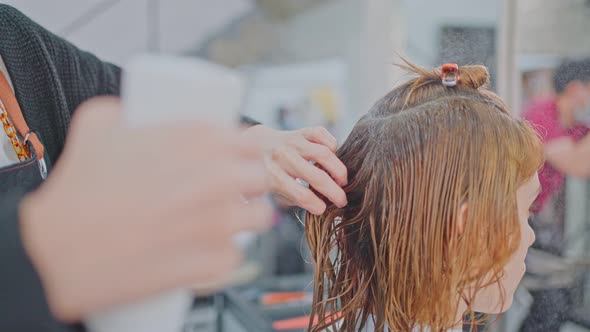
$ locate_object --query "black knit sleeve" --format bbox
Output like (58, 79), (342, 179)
(30, 18), (123, 104)
(0, 4), (122, 162)
(240, 115), (261, 127)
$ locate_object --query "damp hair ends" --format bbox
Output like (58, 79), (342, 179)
(305, 59), (544, 332)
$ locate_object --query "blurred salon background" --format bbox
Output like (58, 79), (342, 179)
(6, 0), (590, 331)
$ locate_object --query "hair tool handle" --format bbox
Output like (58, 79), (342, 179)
(85, 54), (258, 332)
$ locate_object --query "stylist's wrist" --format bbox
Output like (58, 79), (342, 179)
(242, 123), (270, 139)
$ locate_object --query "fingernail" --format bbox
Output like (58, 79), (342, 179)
(340, 177), (348, 186)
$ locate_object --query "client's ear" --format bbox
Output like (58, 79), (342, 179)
(456, 203), (468, 235)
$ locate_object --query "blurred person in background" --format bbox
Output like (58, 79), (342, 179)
(520, 58), (590, 332)
(0, 4), (347, 332)
(522, 58), (590, 253)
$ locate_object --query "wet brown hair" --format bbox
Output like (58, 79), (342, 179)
(305, 60), (543, 331)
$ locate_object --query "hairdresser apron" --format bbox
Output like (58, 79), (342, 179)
(0, 70), (49, 196)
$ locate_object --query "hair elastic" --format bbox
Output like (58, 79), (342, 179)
(441, 63), (460, 87)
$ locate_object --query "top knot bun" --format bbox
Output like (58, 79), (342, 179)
(397, 58), (490, 90)
(456, 65), (489, 89)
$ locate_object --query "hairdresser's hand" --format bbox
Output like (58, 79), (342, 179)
(243, 125), (347, 215)
(19, 97), (271, 322)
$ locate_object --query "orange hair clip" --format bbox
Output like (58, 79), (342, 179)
(441, 63), (460, 87)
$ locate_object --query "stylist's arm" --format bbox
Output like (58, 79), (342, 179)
(243, 125), (348, 214)
(18, 97), (272, 322)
